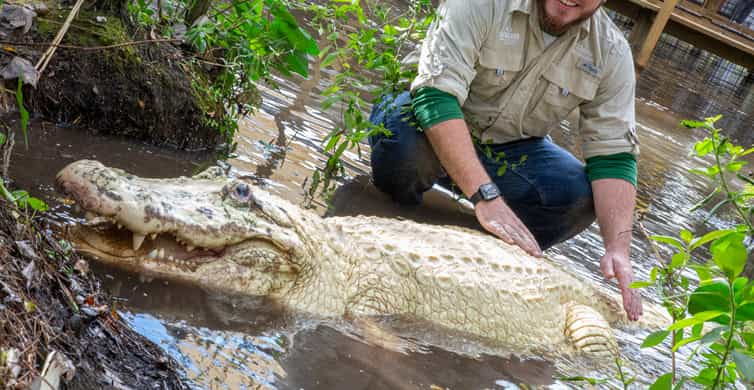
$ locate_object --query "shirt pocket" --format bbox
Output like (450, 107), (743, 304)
(525, 64), (599, 136)
(474, 40), (524, 91)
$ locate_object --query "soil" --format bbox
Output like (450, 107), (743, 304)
(0, 199), (190, 389)
(1, 3), (223, 150)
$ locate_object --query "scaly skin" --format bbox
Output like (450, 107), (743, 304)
(56, 160), (669, 357)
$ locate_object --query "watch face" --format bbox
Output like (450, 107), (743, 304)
(480, 183), (500, 200)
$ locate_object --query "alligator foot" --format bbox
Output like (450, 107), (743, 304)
(564, 303), (618, 357)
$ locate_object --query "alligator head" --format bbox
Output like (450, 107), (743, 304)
(56, 160), (313, 297)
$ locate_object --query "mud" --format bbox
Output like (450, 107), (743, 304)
(1, 3), (222, 150)
(0, 198), (189, 389)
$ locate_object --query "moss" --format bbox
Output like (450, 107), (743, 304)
(35, 8), (137, 63)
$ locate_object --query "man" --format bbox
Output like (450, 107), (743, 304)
(368, 0), (643, 320)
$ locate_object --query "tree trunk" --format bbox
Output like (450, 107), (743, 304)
(185, 0), (212, 26)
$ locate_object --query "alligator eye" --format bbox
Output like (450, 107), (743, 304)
(235, 183), (250, 199)
(225, 181), (257, 206)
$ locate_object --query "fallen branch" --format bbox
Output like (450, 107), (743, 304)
(0, 38), (184, 51)
(36, 0), (86, 76)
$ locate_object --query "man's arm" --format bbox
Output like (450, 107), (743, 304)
(425, 119), (542, 257)
(592, 178), (642, 321)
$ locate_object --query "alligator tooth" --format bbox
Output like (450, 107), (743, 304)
(150, 233), (157, 240)
(117, 223), (123, 229)
(186, 245), (195, 252)
(158, 248), (165, 259)
(132, 233), (146, 251)
(168, 255), (174, 262)
(147, 249), (158, 259)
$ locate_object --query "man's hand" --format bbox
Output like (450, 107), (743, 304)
(600, 250), (642, 321)
(475, 197), (542, 257)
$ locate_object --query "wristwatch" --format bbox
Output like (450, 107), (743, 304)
(470, 182), (501, 205)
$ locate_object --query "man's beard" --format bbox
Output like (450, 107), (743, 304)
(537, 0), (599, 36)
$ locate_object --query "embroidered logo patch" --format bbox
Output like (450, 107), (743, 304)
(577, 60), (601, 78)
(498, 23), (520, 43)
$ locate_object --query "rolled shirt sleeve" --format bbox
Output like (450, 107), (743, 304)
(579, 39), (640, 159)
(410, 0), (495, 106)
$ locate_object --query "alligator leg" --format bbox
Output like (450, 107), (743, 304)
(563, 302), (618, 357)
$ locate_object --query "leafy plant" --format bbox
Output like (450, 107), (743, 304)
(125, 0), (319, 149)
(635, 115), (754, 389)
(301, 0), (435, 198)
(15, 78), (29, 149)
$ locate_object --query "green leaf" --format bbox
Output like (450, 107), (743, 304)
(321, 52), (339, 68)
(323, 133), (341, 152)
(496, 161), (508, 177)
(681, 119), (706, 129)
(557, 376), (608, 385)
(692, 322), (704, 337)
(733, 350), (754, 382)
(673, 334), (702, 352)
(694, 138), (714, 156)
(705, 114), (723, 124)
(321, 94), (342, 110)
(668, 311), (726, 331)
(630, 281), (653, 289)
(650, 266), (658, 282)
(16, 78), (28, 149)
(727, 161), (747, 172)
(641, 330), (670, 348)
(694, 367), (717, 386)
(649, 373), (673, 390)
(742, 332), (754, 347)
(650, 235), (685, 251)
(700, 327), (724, 344)
(690, 228), (736, 250)
(689, 281), (731, 315)
(710, 233), (747, 279)
(670, 252), (688, 268)
(0, 132), (5, 146)
(736, 303), (754, 321)
(26, 197), (48, 212)
(740, 147), (754, 157)
(680, 229), (693, 243)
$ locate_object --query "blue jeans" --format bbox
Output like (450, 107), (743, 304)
(368, 92), (595, 249)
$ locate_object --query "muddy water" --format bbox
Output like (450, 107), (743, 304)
(8, 51), (750, 390)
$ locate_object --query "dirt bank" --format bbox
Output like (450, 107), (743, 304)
(0, 198), (189, 389)
(1, 2), (223, 150)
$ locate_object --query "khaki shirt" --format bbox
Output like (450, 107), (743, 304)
(407, 0), (639, 158)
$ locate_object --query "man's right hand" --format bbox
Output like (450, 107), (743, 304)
(475, 197), (543, 257)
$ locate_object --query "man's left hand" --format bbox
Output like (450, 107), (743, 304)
(600, 250), (643, 321)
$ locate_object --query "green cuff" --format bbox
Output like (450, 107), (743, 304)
(411, 87), (464, 130)
(585, 153), (637, 187)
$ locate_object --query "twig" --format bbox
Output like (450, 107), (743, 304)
(0, 38), (183, 51)
(36, 0), (87, 76)
(636, 219), (665, 265)
(2, 130), (14, 180)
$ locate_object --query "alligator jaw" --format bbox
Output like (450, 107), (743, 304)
(69, 222), (227, 272)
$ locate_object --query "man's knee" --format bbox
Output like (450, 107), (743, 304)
(368, 92), (443, 205)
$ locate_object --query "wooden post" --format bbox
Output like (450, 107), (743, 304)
(635, 0), (683, 72)
(703, 0), (725, 13)
(628, 9), (654, 53)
